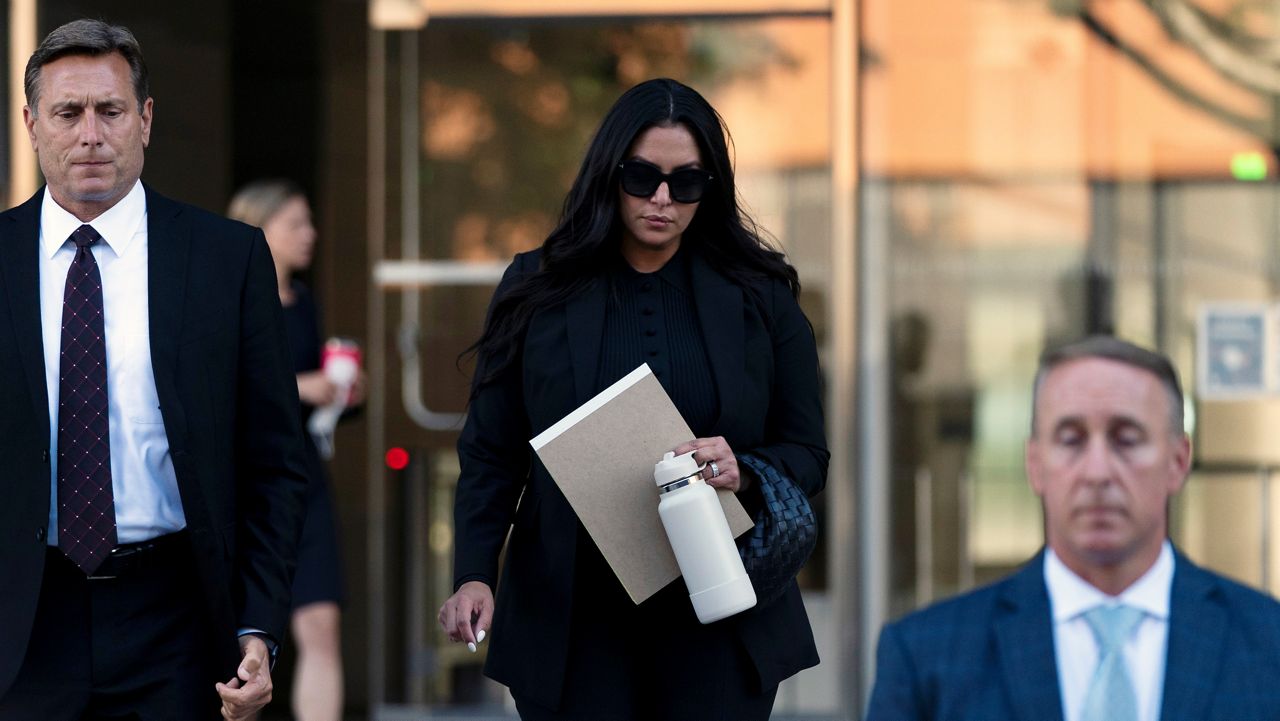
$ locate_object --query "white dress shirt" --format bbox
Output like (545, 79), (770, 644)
(1045, 541), (1174, 721)
(40, 180), (186, 545)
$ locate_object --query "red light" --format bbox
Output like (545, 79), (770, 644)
(385, 447), (410, 471)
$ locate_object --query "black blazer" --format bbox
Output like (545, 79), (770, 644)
(454, 248), (829, 708)
(0, 186), (309, 694)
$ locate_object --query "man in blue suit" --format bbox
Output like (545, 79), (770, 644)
(866, 336), (1280, 721)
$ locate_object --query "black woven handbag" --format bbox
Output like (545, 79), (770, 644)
(736, 454), (818, 605)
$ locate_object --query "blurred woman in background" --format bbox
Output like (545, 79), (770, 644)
(229, 180), (360, 721)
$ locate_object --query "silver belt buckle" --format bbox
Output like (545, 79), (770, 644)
(88, 547), (125, 580)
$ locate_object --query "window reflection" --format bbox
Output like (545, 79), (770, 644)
(871, 0), (1280, 626)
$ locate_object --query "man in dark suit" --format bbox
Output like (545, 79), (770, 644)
(0, 19), (307, 720)
(866, 335), (1280, 721)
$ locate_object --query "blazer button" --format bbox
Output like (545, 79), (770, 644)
(41, 449), (49, 463)
(35, 527), (45, 542)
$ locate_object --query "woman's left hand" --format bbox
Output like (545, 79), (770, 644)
(673, 436), (741, 492)
(347, 369), (368, 408)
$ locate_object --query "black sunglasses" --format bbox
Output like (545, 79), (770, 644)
(617, 160), (714, 204)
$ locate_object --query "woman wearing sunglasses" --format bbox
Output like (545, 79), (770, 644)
(439, 78), (828, 720)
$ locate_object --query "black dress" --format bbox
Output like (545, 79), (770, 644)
(282, 281), (345, 608)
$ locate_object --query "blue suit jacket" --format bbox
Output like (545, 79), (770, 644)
(866, 548), (1280, 721)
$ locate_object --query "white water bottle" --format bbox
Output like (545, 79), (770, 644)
(654, 450), (757, 623)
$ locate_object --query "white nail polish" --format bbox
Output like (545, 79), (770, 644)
(477, 629), (486, 643)
(467, 641), (477, 653)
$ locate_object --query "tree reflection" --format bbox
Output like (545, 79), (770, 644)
(418, 20), (798, 261)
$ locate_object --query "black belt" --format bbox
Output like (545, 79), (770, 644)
(88, 530), (191, 580)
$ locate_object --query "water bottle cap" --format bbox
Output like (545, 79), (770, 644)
(654, 450), (701, 486)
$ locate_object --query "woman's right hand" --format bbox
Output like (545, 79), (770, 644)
(296, 370), (338, 406)
(438, 581), (494, 648)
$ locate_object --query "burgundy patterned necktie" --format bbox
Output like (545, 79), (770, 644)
(57, 224), (117, 574)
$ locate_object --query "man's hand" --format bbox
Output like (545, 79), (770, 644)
(216, 635), (273, 720)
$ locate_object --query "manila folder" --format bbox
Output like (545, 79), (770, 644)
(530, 363), (754, 604)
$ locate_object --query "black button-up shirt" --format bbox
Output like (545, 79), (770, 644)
(598, 248), (719, 434)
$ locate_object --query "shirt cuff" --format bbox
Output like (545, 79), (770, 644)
(237, 627), (280, 670)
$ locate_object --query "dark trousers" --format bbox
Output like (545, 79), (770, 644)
(0, 534), (221, 720)
(511, 534), (779, 721)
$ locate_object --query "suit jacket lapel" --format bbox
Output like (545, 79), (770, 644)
(564, 277), (606, 404)
(993, 554), (1065, 721)
(145, 185), (189, 447)
(689, 253), (743, 432)
(1160, 551), (1228, 721)
(0, 189), (51, 429)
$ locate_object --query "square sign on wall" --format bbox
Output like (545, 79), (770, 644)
(1198, 303), (1270, 400)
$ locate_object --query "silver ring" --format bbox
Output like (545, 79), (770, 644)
(709, 460), (721, 478)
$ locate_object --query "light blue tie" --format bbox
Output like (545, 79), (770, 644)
(1081, 604), (1144, 721)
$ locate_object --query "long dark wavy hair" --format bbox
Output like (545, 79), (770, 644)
(469, 77), (800, 388)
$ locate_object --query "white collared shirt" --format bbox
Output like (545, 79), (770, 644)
(39, 181), (186, 545)
(1045, 541), (1174, 721)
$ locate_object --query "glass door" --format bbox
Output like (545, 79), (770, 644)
(366, 5), (845, 714)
